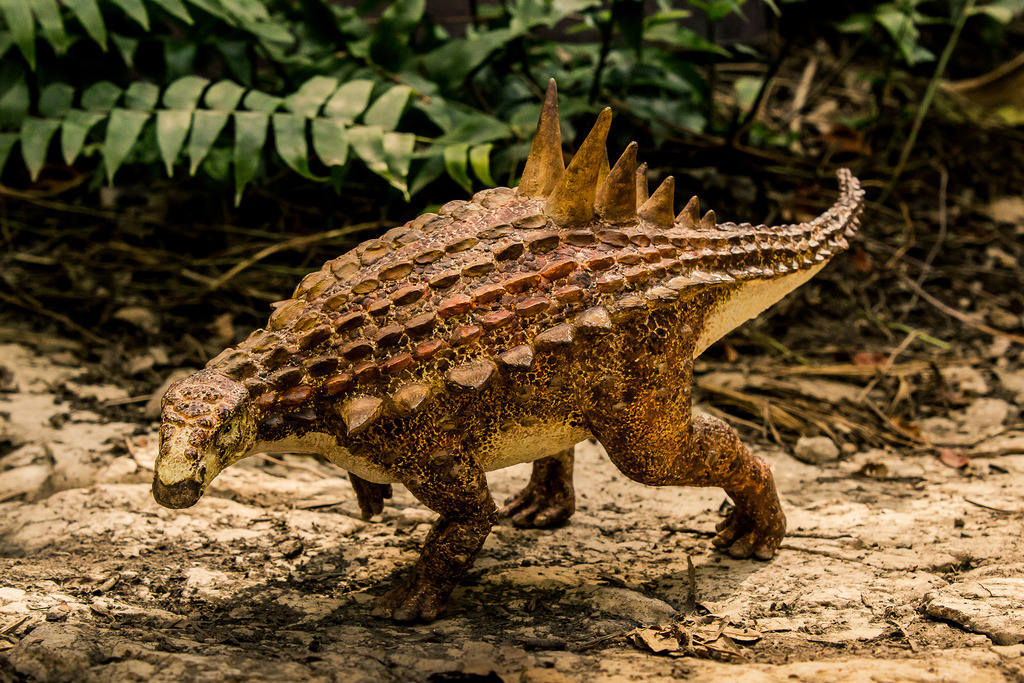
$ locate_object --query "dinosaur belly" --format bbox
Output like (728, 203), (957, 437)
(251, 421), (591, 485)
(696, 263), (827, 355)
(477, 421), (591, 472)
(252, 433), (396, 484)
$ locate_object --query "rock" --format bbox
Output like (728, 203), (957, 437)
(987, 307), (1021, 331)
(182, 567), (233, 600)
(961, 398), (1011, 431)
(112, 306), (160, 334)
(923, 577), (1024, 645)
(521, 668), (577, 683)
(0, 364), (17, 392)
(940, 366), (990, 395)
(6, 623), (101, 681)
(279, 539), (304, 559)
(95, 457), (141, 485)
(62, 381), (130, 403)
(792, 436), (840, 465)
(0, 464), (52, 502)
(0, 443), (52, 470)
(589, 587), (677, 624)
(995, 369), (1024, 406)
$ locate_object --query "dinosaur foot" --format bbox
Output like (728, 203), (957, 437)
(711, 499), (786, 561)
(500, 482), (574, 528)
(371, 574), (449, 623)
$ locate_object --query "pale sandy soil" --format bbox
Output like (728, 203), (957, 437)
(3, 342), (1024, 682)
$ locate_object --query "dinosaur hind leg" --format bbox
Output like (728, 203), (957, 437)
(581, 311), (785, 560)
(500, 448), (576, 528)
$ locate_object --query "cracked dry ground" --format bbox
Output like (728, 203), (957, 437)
(2, 342), (1024, 682)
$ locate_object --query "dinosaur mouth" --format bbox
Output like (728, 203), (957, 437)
(152, 475), (203, 509)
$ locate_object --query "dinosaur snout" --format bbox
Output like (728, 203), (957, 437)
(152, 475), (203, 509)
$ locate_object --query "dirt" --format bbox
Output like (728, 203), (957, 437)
(3, 341), (1024, 682)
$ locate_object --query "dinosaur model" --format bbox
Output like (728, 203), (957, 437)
(154, 80), (864, 622)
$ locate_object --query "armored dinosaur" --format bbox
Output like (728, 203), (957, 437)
(154, 80), (864, 622)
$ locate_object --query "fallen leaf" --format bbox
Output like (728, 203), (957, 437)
(852, 245), (873, 273)
(938, 448), (970, 469)
(853, 352), (887, 367)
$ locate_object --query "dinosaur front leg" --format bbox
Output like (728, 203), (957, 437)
(348, 471), (392, 521)
(372, 449), (496, 622)
(500, 448), (576, 528)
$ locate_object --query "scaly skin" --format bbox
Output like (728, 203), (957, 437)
(153, 80), (865, 622)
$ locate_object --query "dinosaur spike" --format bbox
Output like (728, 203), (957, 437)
(700, 209), (717, 230)
(676, 196), (700, 229)
(635, 162), (649, 209)
(518, 79), (564, 197)
(545, 108), (613, 228)
(594, 142), (638, 225)
(341, 395), (384, 437)
(597, 146), (610, 189)
(638, 176), (675, 230)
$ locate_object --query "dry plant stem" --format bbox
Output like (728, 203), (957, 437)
(255, 453), (331, 479)
(900, 166), (948, 320)
(965, 498), (1019, 514)
(0, 290), (108, 346)
(882, 0), (975, 202)
(898, 274), (1024, 345)
(854, 328), (921, 403)
(206, 222), (388, 292)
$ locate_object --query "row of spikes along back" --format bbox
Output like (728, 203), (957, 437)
(521, 80), (860, 271)
(520, 79), (715, 232)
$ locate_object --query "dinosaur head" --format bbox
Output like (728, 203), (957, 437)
(153, 369), (256, 508)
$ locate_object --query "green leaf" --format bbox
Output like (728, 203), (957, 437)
(151, 0), (193, 23)
(184, 0), (229, 22)
(443, 142), (472, 193)
(0, 132), (18, 174)
(38, 83), (75, 118)
(60, 109), (104, 164)
(20, 118), (60, 180)
(187, 110), (230, 175)
(285, 76), (339, 118)
(1, 0), (36, 68)
(368, 0), (424, 68)
(233, 110), (268, 203)
(63, 0), (106, 49)
(323, 79), (374, 123)
(272, 113), (319, 179)
(0, 68), (28, 127)
(612, 0), (645, 55)
(350, 125), (413, 198)
(204, 80), (245, 110)
(382, 131), (414, 199)
(164, 40), (197, 78)
(82, 82), (123, 111)
(162, 76), (209, 109)
(348, 125), (389, 183)
(111, 33), (139, 67)
(156, 110), (191, 175)
(103, 108), (151, 182)
(124, 82), (159, 110)
(215, 41), (251, 84)
(110, 0), (149, 29)
(408, 153), (445, 197)
(30, 0), (68, 55)
(311, 118), (348, 167)
(363, 85), (411, 131)
(243, 90), (282, 113)
(469, 143), (496, 187)
(200, 146), (231, 181)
